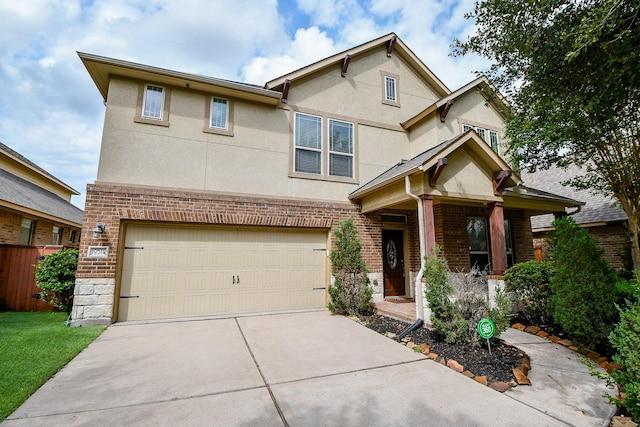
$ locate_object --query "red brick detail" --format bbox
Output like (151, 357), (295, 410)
(77, 183), (383, 278)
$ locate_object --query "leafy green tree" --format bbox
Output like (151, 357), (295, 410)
(550, 217), (617, 349)
(610, 298), (640, 422)
(504, 260), (555, 326)
(327, 217), (373, 315)
(454, 0), (640, 270)
(34, 249), (79, 313)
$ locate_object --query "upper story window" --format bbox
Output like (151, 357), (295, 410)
(210, 97), (228, 129)
(385, 76), (396, 102)
(203, 96), (234, 136)
(142, 85), (165, 119)
(293, 112), (357, 181)
(19, 218), (34, 245)
(52, 226), (62, 245)
(462, 124), (500, 154)
(328, 119), (353, 178)
(135, 83), (171, 126)
(381, 71), (400, 106)
(295, 113), (322, 174)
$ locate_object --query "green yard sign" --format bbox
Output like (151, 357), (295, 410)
(477, 318), (496, 339)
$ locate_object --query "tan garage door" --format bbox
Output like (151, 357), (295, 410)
(118, 225), (328, 321)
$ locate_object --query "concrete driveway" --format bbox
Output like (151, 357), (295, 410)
(3, 310), (568, 426)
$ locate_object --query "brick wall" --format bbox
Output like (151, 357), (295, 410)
(433, 204), (535, 272)
(0, 209), (21, 243)
(77, 183), (385, 278)
(534, 222), (631, 271)
(0, 207), (80, 248)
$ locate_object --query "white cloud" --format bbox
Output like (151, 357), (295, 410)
(242, 27), (336, 84)
(0, 0), (493, 209)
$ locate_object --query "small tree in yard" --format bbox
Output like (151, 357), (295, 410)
(34, 249), (79, 313)
(550, 217), (617, 350)
(327, 217), (373, 315)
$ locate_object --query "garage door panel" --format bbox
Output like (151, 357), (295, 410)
(119, 225), (328, 321)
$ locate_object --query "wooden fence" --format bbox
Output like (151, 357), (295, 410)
(0, 245), (62, 311)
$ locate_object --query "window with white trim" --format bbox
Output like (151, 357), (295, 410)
(295, 113), (322, 175)
(384, 76), (396, 102)
(142, 85), (165, 119)
(328, 119), (353, 178)
(462, 124), (500, 154)
(210, 97), (228, 130)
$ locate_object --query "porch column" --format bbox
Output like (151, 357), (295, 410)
(420, 195), (436, 254)
(489, 202), (507, 275)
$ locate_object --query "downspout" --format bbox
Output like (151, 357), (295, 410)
(405, 175), (425, 321)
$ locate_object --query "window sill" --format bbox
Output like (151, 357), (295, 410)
(382, 100), (401, 108)
(203, 127), (234, 137)
(289, 172), (358, 185)
(134, 117), (170, 127)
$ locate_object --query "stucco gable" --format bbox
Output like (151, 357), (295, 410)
(402, 76), (508, 130)
(265, 33), (450, 99)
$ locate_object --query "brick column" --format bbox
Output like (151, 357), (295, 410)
(489, 202), (507, 275)
(421, 195), (436, 254)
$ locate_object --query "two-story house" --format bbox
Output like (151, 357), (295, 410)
(71, 33), (580, 326)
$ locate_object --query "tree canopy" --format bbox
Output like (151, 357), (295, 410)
(454, 0), (640, 270)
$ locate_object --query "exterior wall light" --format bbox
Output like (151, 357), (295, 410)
(92, 223), (105, 239)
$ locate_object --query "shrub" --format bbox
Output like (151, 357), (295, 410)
(610, 299), (640, 422)
(34, 249), (79, 313)
(550, 217), (617, 350)
(423, 246), (466, 343)
(424, 247), (512, 345)
(504, 260), (554, 326)
(327, 217), (373, 315)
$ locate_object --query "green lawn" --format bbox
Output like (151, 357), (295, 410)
(0, 312), (104, 421)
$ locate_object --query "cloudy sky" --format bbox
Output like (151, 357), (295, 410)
(0, 0), (489, 208)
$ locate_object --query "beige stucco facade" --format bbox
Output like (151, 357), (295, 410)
(72, 33), (580, 326)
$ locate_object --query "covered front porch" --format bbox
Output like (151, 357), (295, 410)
(350, 132), (583, 322)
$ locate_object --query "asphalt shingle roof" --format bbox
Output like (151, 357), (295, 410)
(521, 165), (627, 229)
(0, 168), (84, 225)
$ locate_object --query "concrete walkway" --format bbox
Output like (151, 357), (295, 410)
(502, 328), (617, 427)
(3, 310), (615, 426)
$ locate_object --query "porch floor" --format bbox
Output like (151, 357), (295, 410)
(370, 298), (416, 323)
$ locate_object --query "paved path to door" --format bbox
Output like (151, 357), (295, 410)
(4, 311), (601, 426)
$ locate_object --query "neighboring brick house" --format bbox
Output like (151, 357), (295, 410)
(0, 141), (83, 247)
(72, 33), (580, 326)
(523, 166), (631, 271)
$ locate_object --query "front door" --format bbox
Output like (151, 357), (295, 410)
(382, 229), (405, 297)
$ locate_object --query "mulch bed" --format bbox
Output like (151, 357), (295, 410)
(357, 314), (526, 384)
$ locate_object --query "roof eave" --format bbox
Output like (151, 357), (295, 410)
(78, 52), (282, 106)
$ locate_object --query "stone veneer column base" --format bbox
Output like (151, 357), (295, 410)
(70, 278), (115, 327)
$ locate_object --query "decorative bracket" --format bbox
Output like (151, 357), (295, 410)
(439, 99), (454, 123)
(493, 170), (512, 195)
(429, 158), (448, 187)
(387, 36), (397, 57)
(341, 54), (352, 77)
(281, 79), (291, 104)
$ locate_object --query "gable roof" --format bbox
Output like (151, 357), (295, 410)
(78, 52), (282, 106)
(264, 33), (450, 98)
(0, 141), (79, 196)
(522, 166), (627, 229)
(0, 168), (84, 226)
(349, 130), (518, 200)
(402, 76), (509, 130)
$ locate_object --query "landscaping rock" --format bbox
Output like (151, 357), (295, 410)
(447, 359), (464, 373)
(489, 381), (511, 392)
(512, 367), (531, 385)
(475, 376), (488, 386)
(524, 325), (541, 334)
(511, 323), (526, 331)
